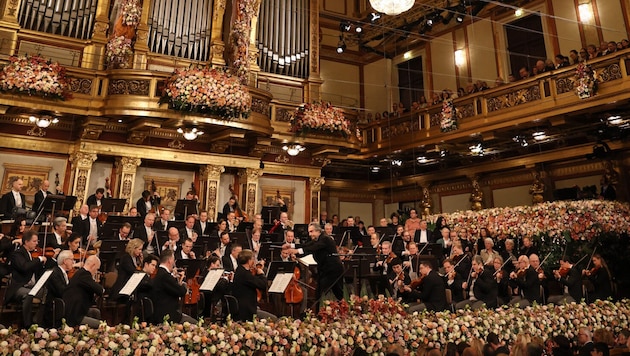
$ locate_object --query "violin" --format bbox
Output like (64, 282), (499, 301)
(557, 267), (570, 277)
(376, 244), (382, 255)
(409, 275), (425, 289)
(586, 266), (600, 276)
(516, 268), (527, 278)
(251, 261), (264, 302)
(30, 246), (56, 259)
(385, 251), (397, 264)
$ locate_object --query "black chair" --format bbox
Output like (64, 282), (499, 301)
(51, 298), (65, 328)
(139, 297), (153, 323)
(223, 295), (239, 320)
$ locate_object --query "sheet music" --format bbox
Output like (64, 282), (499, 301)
(200, 269), (225, 291)
(119, 273), (146, 296)
(298, 254), (317, 266)
(29, 270), (53, 296)
(268, 273), (294, 293)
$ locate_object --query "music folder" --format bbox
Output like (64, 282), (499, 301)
(119, 272), (146, 296)
(100, 198), (127, 214)
(200, 268), (225, 291)
(174, 199), (199, 218)
(268, 273), (294, 293)
(29, 270), (53, 296)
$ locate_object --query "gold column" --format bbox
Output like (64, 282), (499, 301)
(310, 177), (324, 224)
(306, 0), (322, 102)
(210, 0), (227, 66)
(469, 175), (483, 211)
(239, 168), (263, 218)
(0, 0), (21, 55)
(83, 0), (111, 70)
(114, 157), (142, 213)
(200, 164), (225, 222)
(247, 0), (262, 73)
(0, 0), (21, 24)
(69, 152), (98, 213)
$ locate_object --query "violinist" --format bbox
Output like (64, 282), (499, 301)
(86, 188), (105, 208)
(154, 208), (171, 232)
(231, 249), (269, 322)
(549, 257), (582, 304)
(324, 223), (334, 238)
(492, 256), (510, 306)
(403, 242), (420, 278)
(201, 255), (231, 320)
(7, 230), (54, 328)
(136, 189), (161, 218)
(508, 255), (542, 307)
(180, 215), (199, 243)
(213, 231), (232, 259)
(194, 210), (211, 238)
(110, 238), (145, 300)
(582, 253), (613, 303)
(149, 249), (196, 324)
(388, 258), (413, 302)
(63, 233), (86, 268)
(0, 218), (26, 278)
(42, 250), (74, 327)
(407, 261), (448, 312)
(529, 254), (546, 281)
(70, 204), (89, 238)
(222, 243), (242, 272)
(392, 229), (410, 258)
(214, 219), (228, 239)
(175, 238), (196, 261)
(451, 242), (471, 278)
(499, 239), (518, 274)
(442, 258), (465, 304)
(47, 216), (71, 250)
(369, 233), (380, 249)
(62, 255), (105, 328)
(373, 241), (394, 296)
(455, 255), (498, 310)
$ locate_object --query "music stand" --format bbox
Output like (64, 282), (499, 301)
(375, 227), (395, 240)
(100, 198), (127, 214)
(61, 196), (77, 212)
(261, 206), (281, 224)
(176, 259), (206, 279)
(258, 242), (271, 262)
(337, 227), (360, 245)
(292, 224), (309, 239)
(39, 194), (66, 220)
(236, 222), (253, 232)
(175, 199), (199, 220)
(266, 261), (296, 280)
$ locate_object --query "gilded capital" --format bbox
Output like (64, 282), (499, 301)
(115, 157), (142, 172)
(240, 168), (263, 182)
(69, 152), (98, 169)
(201, 165), (225, 180)
(310, 177), (325, 192)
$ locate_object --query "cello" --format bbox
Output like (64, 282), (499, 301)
(184, 270), (201, 305)
(284, 259), (304, 304)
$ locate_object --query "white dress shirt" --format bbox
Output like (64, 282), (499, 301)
(13, 191), (22, 208)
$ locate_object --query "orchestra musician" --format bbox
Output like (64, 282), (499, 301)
(7, 230), (55, 328)
(443, 258), (465, 304)
(214, 231), (232, 259)
(373, 241), (395, 296)
(250, 228), (262, 261)
(369, 233), (379, 249)
(283, 222), (344, 303)
(84, 205), (104, 244)
(508, 255), (542, 307)
(62, 233), (85, 264)
(450, 242), (471, 278)
(134, 254), (159, 302)
(47, 217), (71, 251)
(42, 250), (74, 327)
(456, 255), (498, 310)
(33, 179), (52, 212)
(175, 238), (196, 260)
(201, 255), (231, 320)
(500, 239), (518, 274)
(134, 213), (156, 253)
(231, 249), (269, 322)
(180, 215), (199, 243)
(127, 207), (139, 217)
(222, 243), (242, 272)
(110, 238), (145, 300)
(283, 229), (299, 245)
(106, 222), (131, 241)
(279, 248), (292, 262)
(214, 219), (228, 239)
(194, 210), (211, 237)
(0, 177), (26, 217)
(226, 212), (238, 232)
(62, 255), (105, 328)
(408, 261), (448, 312)
(154, 209), (171, 232)
(174, 191), (199, 220)
(222, 196), (238, 219)
(136, 190), (161, 218)
(403, 242), (421, 278)
(86, 188), (105, 208)
(269, 212), (293, 235)
(549, 257), (583, 304)
(582, 253), (613, 303)
(324, 223), (334, 237)
(493, 256), (511, 306)
(149, 249), (196, 324)
(70, 204), (89, 237)
(392, 229), (410, 258)
(388, 258), (414, 302)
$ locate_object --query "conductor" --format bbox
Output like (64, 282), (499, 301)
(283, 222), (344, 302)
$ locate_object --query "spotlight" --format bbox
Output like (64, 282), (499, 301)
(371, 166), (380, 173)
(532, 131), (547, 141)
(440, 149), (448, 157)
(337, 36), (346, 54)
(340, 21), (351, 32)
(426, 18), (434, 27)
(417, 156), (428, 164)
(455, 14), (465, 23)
(391, 159), (402, 167)
(369, 12), (381, 22)
(355, 24), (363, 33)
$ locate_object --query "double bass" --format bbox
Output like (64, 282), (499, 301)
(228, 184), (249, 222)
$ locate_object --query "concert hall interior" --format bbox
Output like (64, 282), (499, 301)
(0, 0), (630, 354)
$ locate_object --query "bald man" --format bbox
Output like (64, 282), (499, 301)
(63, 255), (104, 328)
(34, 180), (53, 211)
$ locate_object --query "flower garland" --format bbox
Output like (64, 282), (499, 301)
(0, 54), (71, 100)
(0, 299), (627, 354)
(575, 62), (598, 99)
(160, 65), (252, 119)
(440, 99), (458, 132)
(120, 0), (142, 27)
(105, 36), (133, 67)
(229, 0), (258, 83)
(290, 101), (353, 137)
(426, 200), (630, 241)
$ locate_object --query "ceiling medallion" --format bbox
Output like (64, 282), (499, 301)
(369, 0), (414, 16)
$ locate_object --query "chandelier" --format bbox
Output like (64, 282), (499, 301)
(177, 127), (204, 140)
(369, 0), (415, 16)
(283, 144), (305, 156)
(29, 115), (59, 128)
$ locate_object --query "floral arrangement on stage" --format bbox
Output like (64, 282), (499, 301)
(290, 101), (354, 137)
(575, 62), (599, 99)
(229, 0), (258, 83)
(427, 199), (630, 241)
(120, 0), (142, 27)
(105, 36), (133, 68)
(440, 99), (457, 132)
(0, 298), (627, 355)
(160, 65), (252, 119)
(0, 54), (71, 100)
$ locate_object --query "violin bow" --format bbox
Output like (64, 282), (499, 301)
(493, 258), (511, 276)
(539, 251), (553, 268)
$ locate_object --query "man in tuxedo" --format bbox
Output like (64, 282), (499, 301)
(71, 204), (89, 239)
(226, 212), (238, 233)
(7, 230), (53, 328)
(373, 241), (394, 296)
(443, 258), (465, 304)
(231, 249), (267, 321)
(214, 231), (232, 259)
(0, 177), (26, 218)
(149, 249), (196, 324)
(86, 188), (105, 208)
(179, 215), (198, 242)
(550, 257), (583, 304)
(136, 190), (160, 218)
(154, 209), (171, 232)
(283, 222), (344, 302)
(222, 243), (242, 272)
(175, 238), (196, 260)
(62, 255), (104, 327)
(83, 205), (104, 244)
(388, 258), (414, 302)
(162, 227), (181, 252)
(43, 250), (74, 327)
(509, 255), (542, 307)
(135, 213), (156, 254)
(414, 219), (434, 244)
(194, 210), (211, 237)
(408, 261), (448, 312)
(108, 222), (132, 241)
(456, 255), (498, 310)
(47, 217), (71, 250)
(33, 180), (53, 212)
